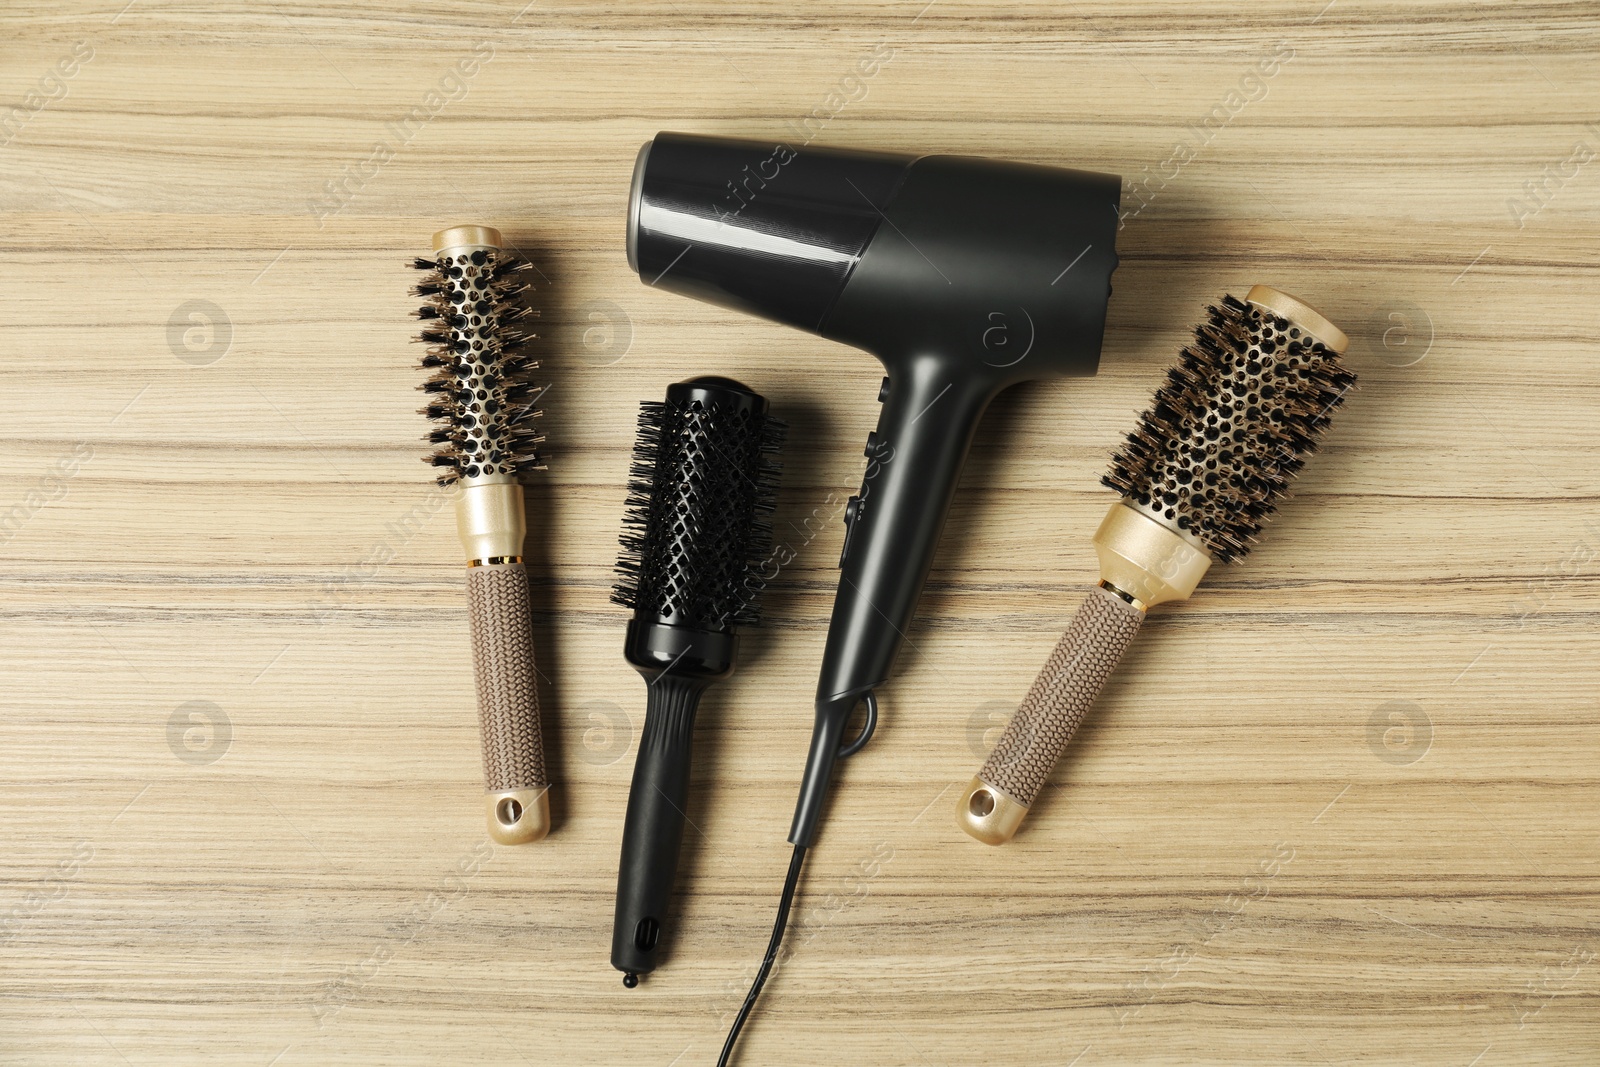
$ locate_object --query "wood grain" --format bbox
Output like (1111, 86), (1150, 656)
(1, 2), (1597, 1064)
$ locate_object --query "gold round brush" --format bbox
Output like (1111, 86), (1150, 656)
(413, 225), (550, 844)
(958, 286), (1353, 844)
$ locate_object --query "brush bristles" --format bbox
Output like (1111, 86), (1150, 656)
(612, 399), (785, 630)
(411, 248), (543, 485)
(1103, 295), (1356, 563)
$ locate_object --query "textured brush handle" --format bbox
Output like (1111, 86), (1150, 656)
(611, 674), (704, 980)
(958, 585), (1144, 844)
(466, 562), (550, 843)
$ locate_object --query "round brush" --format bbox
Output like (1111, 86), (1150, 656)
(958, 286), (1355, 844)
(610, 377), (784, 986)
(412, 224), (550, 845)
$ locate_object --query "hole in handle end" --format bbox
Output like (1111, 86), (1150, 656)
(487, 786), (551, 845)
(955, 776), (1028, 845)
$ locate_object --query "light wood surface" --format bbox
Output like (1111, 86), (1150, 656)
(3, 3), (1598, 1064)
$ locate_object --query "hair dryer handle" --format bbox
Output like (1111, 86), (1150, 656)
(789, 364), (992, 846)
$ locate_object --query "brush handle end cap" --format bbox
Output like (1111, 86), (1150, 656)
(956, 776), (1028, 845)
(487, 787), (550, 845)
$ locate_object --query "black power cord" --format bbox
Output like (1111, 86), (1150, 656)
(717, 843), (808, 1066)
(718, 691), (876, 1064)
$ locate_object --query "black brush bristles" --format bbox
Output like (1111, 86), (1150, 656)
(1103, 295), (1356, 563)
(612, 392), (785, 631)
(412, 247), (544, 485)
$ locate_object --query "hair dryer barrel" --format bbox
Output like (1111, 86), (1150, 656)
(628, 133), (916, 331)
(627, 133), (1121, 847)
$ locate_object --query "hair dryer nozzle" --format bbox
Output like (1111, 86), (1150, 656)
(628, 132), (916, 331)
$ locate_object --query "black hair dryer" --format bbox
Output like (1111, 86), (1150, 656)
(627, 132), (1121, 847)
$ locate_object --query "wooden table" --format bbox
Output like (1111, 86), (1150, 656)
(3, 2), (1596, 1064)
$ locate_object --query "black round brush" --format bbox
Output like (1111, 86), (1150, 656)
(610, 376), (784, 985)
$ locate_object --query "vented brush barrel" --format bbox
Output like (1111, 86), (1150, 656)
(959, 286), (1353, 844)
(611, 377), (784, 982)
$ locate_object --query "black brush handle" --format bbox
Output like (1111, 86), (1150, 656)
(612, 672), (707, 979)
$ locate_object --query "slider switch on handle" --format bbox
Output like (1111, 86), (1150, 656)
(838, 495), (862, 568)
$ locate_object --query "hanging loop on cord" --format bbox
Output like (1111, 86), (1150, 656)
(835, 689), (878, 759)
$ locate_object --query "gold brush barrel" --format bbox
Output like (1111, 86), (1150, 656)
(424, 225), (550, 844)
(958, 286), (1350, 845)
